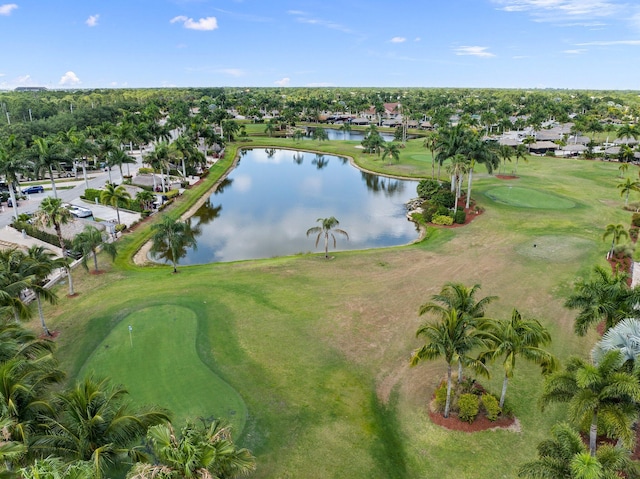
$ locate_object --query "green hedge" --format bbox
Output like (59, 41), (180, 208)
(12, 221), (61, 248)
(457, 393), (479, 423)
(481, 394), (501, 421)
(81, 188), (102, 202)
(432, 215), (454, 226)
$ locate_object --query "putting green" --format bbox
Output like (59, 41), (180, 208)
(79, 305), (247, 433)
(410, 154), (431, 162)
(515, 235), (594, 262)
(485, 186), (576, 209)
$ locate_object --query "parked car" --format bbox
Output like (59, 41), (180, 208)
(22, 185), (44, 195)
(63, 248), (83, 260)
(68, 205), (93, 218)
(7, 198), (17, 207)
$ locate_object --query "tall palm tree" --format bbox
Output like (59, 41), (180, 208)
(127, 420), (256, 479)
(0, 135), (27, 220)
(0, 248), (35, 322)
(616, 123), (639, 142)
(592, 317), (640, 366)
(144, 142), (171, 192)
(24, 246), (62, 336)
(617, 177), (639, 206)
(381, 142), (401, 164)
(33, 376), (170, 478)
(518, 422), (637, 478)
(602, 223), (629, 259)
(339, 122), (352, 139)
(447, 154), (468, 213)
(107, 149), (136, 183)
(72, 225), (117, 273)
(565, 265), (640, 336)
(522, 135), (535, 153)
(540, 350), (640, 456)
(498, 145), (513, 175)
(410, 307), (488, 418)
(95, 137), (118, 184)
(513, 144), (528, 175)
(306, 217), (349, 259)
(135, 190), (156, 212)
(36, 197), (75, 296)
(423, 131), (437, 179)
(100, 182), (131, 225)
(150, 216), (198, 273)
(419, 282), (496, 382)
(479, 309), (557, 408)
(28, 137), (66, 199)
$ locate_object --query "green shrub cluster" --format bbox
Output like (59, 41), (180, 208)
(11, 221), (61, 248)
(481, 394), (501, 421)
(632, 213), (640, 228)
(457, 393), (479, 423)
(137, 167), (153, 174)
(432, 215), (454, 226)
(80, 188), (102, 202)
(454, 210), (466, 224)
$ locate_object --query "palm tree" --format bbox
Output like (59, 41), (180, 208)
(127, 420), (256, 479)
(513, 144), (528, 175)
(339, 122), (352, 139)
(423, 132), (437, 179)
(264, 120), (276, 137)
(479, 309), (557, 408)
(28, 137), (66, 199)
(565, 265), (640, 336)
(592, 317), (640, 366)
(0, 248), (36, 322)
(144, 142), (171, 192)
(410, 307), (488, 418)
(306, 217), (349, 259)
(95, 137), (118, 183)
(0, 135), (27, 220)
(107, 149), (136, 183)
(135, 190), (156, 212)
(617, 177), (639, 206)
(100, 182), (131, 225)
(522, 135), (535, 153)
(150, 216), (198, 273)
(33, 376), (170, 478)
(498, 145), (513, 175)
(463, 136), (498, 209)
(518, 422), (637, 478)
(617, 123), (639, 142)
(24, 246), (62, 336)
(447, 154), (468, 213)
(381, 142), (401, 164)
(20, 457), (94, 479)
(618, 161), (630, 178)
(73, 225), (117, 273)
(603, 223), (629, 259)
(419, 282), (496, 382)
(540, 350), (640, 456)
(312, 127), (328, 142)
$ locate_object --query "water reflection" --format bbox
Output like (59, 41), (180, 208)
(302, 128), (395, 142)
(173, 148), (419, 264)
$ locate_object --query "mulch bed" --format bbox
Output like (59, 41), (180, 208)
(39, 330), (60, 340)
(429, 408), (516, 432)
(495, 175), (519, 180)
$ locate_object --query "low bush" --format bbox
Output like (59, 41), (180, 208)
(81, 188), (102, 202)
(434, 383), (448, 413)
(630, 226), (639, 242)
(454, 210), (466, 224)
(432, 215), (454, 226)
(432, 190), (455, 208)
(481, 394), (501, 421)
(137, 167), (153, 174)
(457, 393), (479, 423)
(12, 221), (61, 248)
(417, 179), (441, 199)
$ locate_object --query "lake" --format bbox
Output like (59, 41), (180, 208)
(169, 148), (420, 264)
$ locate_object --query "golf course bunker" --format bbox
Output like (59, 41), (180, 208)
(485, 186), (576, 209)
(515, 235), (593, 262)
(79, 305), (247, 433)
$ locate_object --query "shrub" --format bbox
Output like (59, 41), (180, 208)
(81, 188), (102, 202)
(421, 200), (439, 223)
(481, 394), (501, 421)
(434, 383), (448, 413)
(432, 215), (454, 226)
(11, 221), (61, 248)
(457, 393), (479, 423)
(137, 167), (153, 174)
(115, 224), (127, 233)
(454, 210), (466, 224)
(613, 242), (634, 258)
(417, 179), (441, 199)
(632, 213), (640, 228)
(432, 190), (455, 208)
(630, 226), (639, 242)
(165, 189), (180, 199)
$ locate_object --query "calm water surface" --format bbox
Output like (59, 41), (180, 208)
(177, 148), (419, 264)
(303, 128), (395, 142)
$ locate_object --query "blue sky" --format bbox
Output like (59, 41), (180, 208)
(1, 0), (640, 90)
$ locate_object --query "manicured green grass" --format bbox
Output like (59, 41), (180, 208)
(40, 138), (636, 478)
(79, 304), (247, 432)
(484, 186), (577, 209)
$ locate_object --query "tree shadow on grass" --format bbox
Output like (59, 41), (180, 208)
(369, 387), (408, 479)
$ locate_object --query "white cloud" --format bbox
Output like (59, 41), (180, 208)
(453, 46), (496, 57)
(491, 0), (621, 22)
(219, 68), (244, 77)
(59, 71), (81, 86)
(563, 48), (586, 54)
(170, 15), (218, 31)
(390, 36), (406, 43)
(274, 77), (290, 86)
(0, 73), (5, 77)
(414, 37), (421, 42)
(0, 3), (17, 15)
(576, 39), (640, 45)
(85, 14), (99, 27)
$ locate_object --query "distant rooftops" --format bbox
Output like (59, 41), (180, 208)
(14, 86), (48, 92)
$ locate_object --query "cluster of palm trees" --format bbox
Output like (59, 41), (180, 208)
(410, 282), (556, 419)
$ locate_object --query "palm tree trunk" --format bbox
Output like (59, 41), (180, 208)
(93, 250), (99, 272)
(437, 161), (442, 182)
(466, 168), (474, 209)
(8, 185), (18, 220)
(499, 373), (508, 408)
(119, 165), (125, 183)
(82, 161), (89, 190)
(182, 158), (186, 178)
(457, 359), (463, 383)
(589, 412), (597, 457)
(115, 205), (121, 225)
(66, 265), (75, 296)
(324, 233), (329, 259)
(107, 167), (113, 184)
(444, 364), (453, 418)
(36, 294), (51, 336)
(48, 166), (58, 198)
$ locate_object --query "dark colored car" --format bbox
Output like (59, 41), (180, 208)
(63, 248), (83, 260)
(22, 185), (44, 195)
